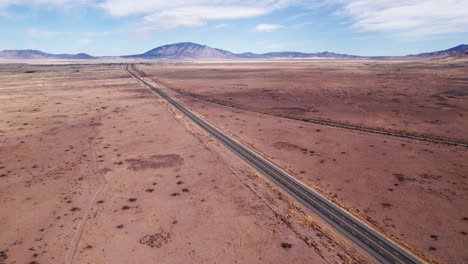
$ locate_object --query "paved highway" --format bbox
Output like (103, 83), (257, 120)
(127, 64), (423, 264)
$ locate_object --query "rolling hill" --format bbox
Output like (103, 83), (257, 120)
(0, 50), (95, 60)
(126, 42), (360, 59)
(410, 44), (468, 58)
(1, 43), (467, 60)
(124, 42), (236, 59)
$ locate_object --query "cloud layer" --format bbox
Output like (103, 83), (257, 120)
(140, 6), (269, 33)
(1, 0), (468, 37)
(27, 28), (58, 38)
(0, 0), (94, 10)
(98, 0), (297, 17)
(98, 0), (297, 34)
(341, 0), (468, 36)
(255, 23), (283, 32)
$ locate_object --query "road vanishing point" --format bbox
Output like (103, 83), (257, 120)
(127, 64), (423, 264)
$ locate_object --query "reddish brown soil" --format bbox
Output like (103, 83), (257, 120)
(138, 60), (468, 142)
(137, 60), (468, 264)
(0, 64), (362, 264)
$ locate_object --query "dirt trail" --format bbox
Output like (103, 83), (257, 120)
(65, 111), (107, 264)
(154, 76), (468, 148)
(137, 66), (468, 148)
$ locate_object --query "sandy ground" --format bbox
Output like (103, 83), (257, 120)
(137, 59), (468, 142)
(137, 60), (468, 264)
(0, 64), (363, 264)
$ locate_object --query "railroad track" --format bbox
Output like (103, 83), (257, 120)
(127, 64), (423, 264)
(150, 76), (468, 148)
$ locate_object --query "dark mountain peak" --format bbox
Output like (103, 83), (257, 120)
(173, 42), (206, 47)
(148, 42), (207, 52)
(452, 44), (468, 49)
(128, 42), (235, 59)
(411, 44), (468, 57)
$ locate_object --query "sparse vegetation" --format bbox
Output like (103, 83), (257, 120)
(125, 154), (183, 170)
(139, 230), (172, 248)
(381, 203), (392, 209)
(0, 250), (7, 264)
(393, 173), (416, 183)
(281, 243), (292, 249)
(1, 59), (467, 264)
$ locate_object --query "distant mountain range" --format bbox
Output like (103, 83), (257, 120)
(123, 42), (360, 59)
(239, 51), (358, 59)
(0, 49), (94, 60)
(1, 42), (467, 60)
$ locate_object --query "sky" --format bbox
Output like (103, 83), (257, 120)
(0, 0), (468, 56)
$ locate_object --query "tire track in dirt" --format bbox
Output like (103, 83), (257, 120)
(141, 71), (468, 148)
(65, 111), (107, 264)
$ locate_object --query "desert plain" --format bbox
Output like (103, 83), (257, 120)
(0, 58), (467, 264)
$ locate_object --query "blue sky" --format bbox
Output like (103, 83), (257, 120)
(1, 0), (467, 56)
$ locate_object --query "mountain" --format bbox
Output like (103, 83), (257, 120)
(238, 51), (359, 59)
(410, 44), (468, 58)
(125, 42), (360, 60)
(2, 43), (467, 60)
(0, 49), (95, 59)
(124, 42), (236, 59)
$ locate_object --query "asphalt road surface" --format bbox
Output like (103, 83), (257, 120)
(127, 64), (423, 264)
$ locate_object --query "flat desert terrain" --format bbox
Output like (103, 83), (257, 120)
(0, 63), (363, 264)
(0, 59), (467, 264)
(137, 59), (468, 264)
(140, 59), (468, 141)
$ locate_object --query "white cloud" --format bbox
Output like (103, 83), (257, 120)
(214, 23), (228, 29)
(340, 0), (468, 36)
(3, 0), (468, 38)
(255, 23), (283, 32)
(27, 28), (57, 38)
(139, 6), (268, 33)
(98, 0), (299, 17)
(79, 38), (92, 45)
(283, 12), (310, 22)
(0, 0), (95, 9)
(98, 0), (305, 34)
(290, 21), (313, 29)
(265, 43), (283, 50)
